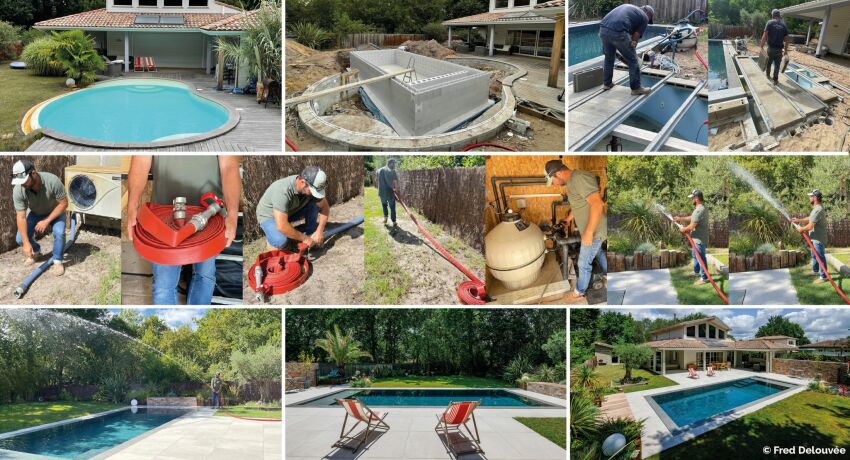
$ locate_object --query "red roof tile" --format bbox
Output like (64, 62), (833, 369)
(643, 338), (797, 350)
(202, 9), (258, 31)
(443, 10), (554, 25)
(35, 8), (244, 30)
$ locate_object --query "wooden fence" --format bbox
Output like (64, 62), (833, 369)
(709, 23), (757, 39)
(242, 156), (364, 242)
(729, 250), (809, 272)
(396, 167), (485, 251)
(624, 0), (707, 23)
(607, 250), (689, 272)
(342, 33), (426, 48)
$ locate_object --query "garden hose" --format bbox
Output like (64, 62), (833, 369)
(394, 191), (486, 305)
(133, 193), (227, 266)
(798, 230), (850, 305)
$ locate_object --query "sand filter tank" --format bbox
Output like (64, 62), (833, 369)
(485, 213), (546, 290)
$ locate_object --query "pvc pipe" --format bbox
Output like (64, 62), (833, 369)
(14, 213), (80, 299)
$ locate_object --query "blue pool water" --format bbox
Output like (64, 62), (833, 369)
(0, 408), (191, 459)
(623, 75), (708, 145)
(708, 40), (727, 90)
(36, 80), (231, 143)
(293, 389), (561, 408)
(568, 22), (671, 66)
(649, 378), (795, 429)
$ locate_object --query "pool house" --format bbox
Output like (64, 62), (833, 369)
(643, 317), (799, 375)
(33, 0), (256, 88)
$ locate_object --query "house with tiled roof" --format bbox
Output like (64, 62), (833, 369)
(34, 0), (255, 85)
(642, 316), (798, 375)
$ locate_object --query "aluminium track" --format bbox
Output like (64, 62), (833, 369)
(644, 79), (707, 152)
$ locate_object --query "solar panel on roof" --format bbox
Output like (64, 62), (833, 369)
(135, 15), (160, 24)
(160, 16), (185, 25)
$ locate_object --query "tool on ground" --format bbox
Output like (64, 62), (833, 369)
(394, 191), (486, 305)
(793, 223), (850, 305)
(658, 208), (730, 304)
(14, 213), (81, 299)
(248, 216), (364, 302)
(133, 192), (228, 266)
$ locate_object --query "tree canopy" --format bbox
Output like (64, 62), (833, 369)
(756, 315), (811, 345)
(0, 0), (104, 27)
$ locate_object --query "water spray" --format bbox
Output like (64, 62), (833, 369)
(730, 162), (850, 305)
(655, 203), (729, 304)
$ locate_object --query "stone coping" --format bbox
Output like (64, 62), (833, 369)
(90, 408), (212, 460)
(25, 78), (240, 149)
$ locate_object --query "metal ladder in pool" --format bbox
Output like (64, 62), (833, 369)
(403, 57), (416, 83)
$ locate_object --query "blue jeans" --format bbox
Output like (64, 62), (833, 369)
(16, 212), (66, 263)
(600, 28), (641, 90)
(576, 240), (607, 295)
(151, 257), (217, 305)
(260, 202), (319, 248)
(766, 47), (782, 81)
(381, 194), (396, 223)
(692, 242), (709, 282)
(811, 241), (828, 280)
(211, 390), (221, 408)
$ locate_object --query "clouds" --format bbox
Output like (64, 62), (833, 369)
(110, 308), (206, 330)
(599, 308), (850, 340)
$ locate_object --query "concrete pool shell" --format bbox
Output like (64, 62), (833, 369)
(294, 56), (521, 151)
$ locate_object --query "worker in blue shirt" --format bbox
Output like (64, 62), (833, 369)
(599, 4), (655, 95)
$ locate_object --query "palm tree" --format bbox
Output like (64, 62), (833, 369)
(215, 0), (281, 97)
(51, 30), (104, 86)
(315, 325), (372, 369)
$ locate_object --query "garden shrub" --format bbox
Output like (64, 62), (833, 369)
(422, 22), (447, 42)
(51, 30), (104, 86)
(503, 355), (533, 384)
(754, 243), (776, 255)
(349, 371), (372, 388)
(19, 28), (46, 46)
(607, 231), (637, 255)
(96, 374), (130, 403)
(636, 242), (658, 254)
(21, 36), (65, 76)
(289, 22), (331, 49)
(533, 363), (559, 383)
(0, 20), (20, 59)
(126, 389), (149, 404)
(57, 389), (74, 402)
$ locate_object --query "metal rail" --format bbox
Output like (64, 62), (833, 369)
(644, 79), (707, 152)
(284, 68), (414, 106)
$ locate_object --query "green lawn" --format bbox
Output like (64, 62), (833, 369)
(515, 417), (566, 449)
(669, 264), (727, 305)
(0, 62), (70, 151)
(363, 187), (411, 304)
(0, 401), (123, 433)
(214, 404), (281, 420)
(592, 365), (678, 394)
(711, 253), (729, 266)
(370, 375), (508, 388)
(790, 265), (849, 305)
(832, 253), (850, 265)
(647, 391), (850, 459)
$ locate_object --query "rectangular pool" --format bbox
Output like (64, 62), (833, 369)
(568, 22), (671, 66)
(708, 40), (727, 90)
(290, 389), (563, 408)
(0, 407), (192, 459)
(646, 377), (798, 431)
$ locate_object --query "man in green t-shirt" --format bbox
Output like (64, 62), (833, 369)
(210, 372), (223, 409)
(376, 159), (399, 226)
(11, 159), (69, 276)
(673, 189), (710, 285)
(792, 189), (828, 283)
(256, 166), (330, 250)
(545, 160), (607, 299)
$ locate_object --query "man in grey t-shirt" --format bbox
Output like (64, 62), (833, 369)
(376, 159), (399, 226)
(256, 166), (330, 250)
(792, 189), (828, 283)
(674, 189), (710, 285)
(760, 9), (789, 84)
(11, 159), (68, 275)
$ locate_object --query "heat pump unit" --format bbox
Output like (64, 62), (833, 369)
(64, 165), (122, 219)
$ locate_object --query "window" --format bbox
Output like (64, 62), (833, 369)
(164, 0), (182, 6)
(495, 0), (509, 8)
(709, 325), (716, 339)
(719, 330), (726, 339)
(686, 326), (696, 337)
(537, 30), (554, 57)
(788, 340), (794, 346)
(698, 324), (706, 338)
(113, 0), (132, 6)
(188, 0), (208, 6)
(138, 0), (157, 6)
(514, 0), (531, 6)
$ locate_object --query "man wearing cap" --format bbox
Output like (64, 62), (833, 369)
(256, 166), (330, 251)
(792, 190), (828, 284)
(673, 190), (710, 285)
(760, 9), (789, 85)
(127, 156), (241, 305)
(545, 160), (607, 299)
(376, 159), (399, 227)
(11, 159), (69, 275)
(599, 4), (655, 96)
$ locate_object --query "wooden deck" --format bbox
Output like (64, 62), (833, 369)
(600, 392), (634, 420)
(27, 70), (281, 152)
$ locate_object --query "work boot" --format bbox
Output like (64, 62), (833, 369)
(51, 262), (64, 277)
(814, 278), (827, 284)
(687, 272), (700, 278)
(383, 217), (388, 225)
(602, 83), (614, 90)
(772, 78), (779, 85)
(392, 221), (398, 228)
(694, 279), (708, 286)
(631, 87), (651, 96)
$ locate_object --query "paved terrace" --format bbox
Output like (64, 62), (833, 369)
(285, 386), (566, 460)
(624, 369), (809, 458)
(27, 70), (282, 153)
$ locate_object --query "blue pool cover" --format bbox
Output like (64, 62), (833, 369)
(292, 389), (561, 408)
(649, 378), (795, 429)
(0, 408), (191, 459)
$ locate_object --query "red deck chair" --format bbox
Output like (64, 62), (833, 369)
(133, 56), (144, 72)
(840, 384), (849, 397)
(435, 401), (484, 455)
(145, 56), (158, 72)
(333, 398), (389, 452)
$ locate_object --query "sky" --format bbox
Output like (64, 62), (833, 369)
(109, 308), (206, 330)
(601, 308), (850, 342)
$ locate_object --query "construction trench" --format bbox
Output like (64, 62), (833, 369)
(285, 41), (565, 151)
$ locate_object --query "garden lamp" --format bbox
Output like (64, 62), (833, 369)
(602, 433), (628, 457)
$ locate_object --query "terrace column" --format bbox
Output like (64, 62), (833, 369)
(816, 7), (831, 57)
(661, 350), (666, 375)
(206, 38), (212, 75)
(549, 13), (565, 88)
(702, 352), (706, 371)
(448, 26), (452, 47)
(124, 31), (130, 73)
(806, 21), (813, 44)
(488, 24), (495, 56)
(217, 39), (225, 91)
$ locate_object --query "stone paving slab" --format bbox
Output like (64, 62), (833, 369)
(607, 269), (679, 305)
(730, 269), (799, 305)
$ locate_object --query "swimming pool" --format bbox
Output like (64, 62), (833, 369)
(646, 377), (798, 431)
(0, 407), (192, 459)
(708, 40), (727, 90)
(290, 389), (563, 408)
(568, 22), (671, 66)
(29, 79), (237, 148)
(622, 75), (708, 146)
